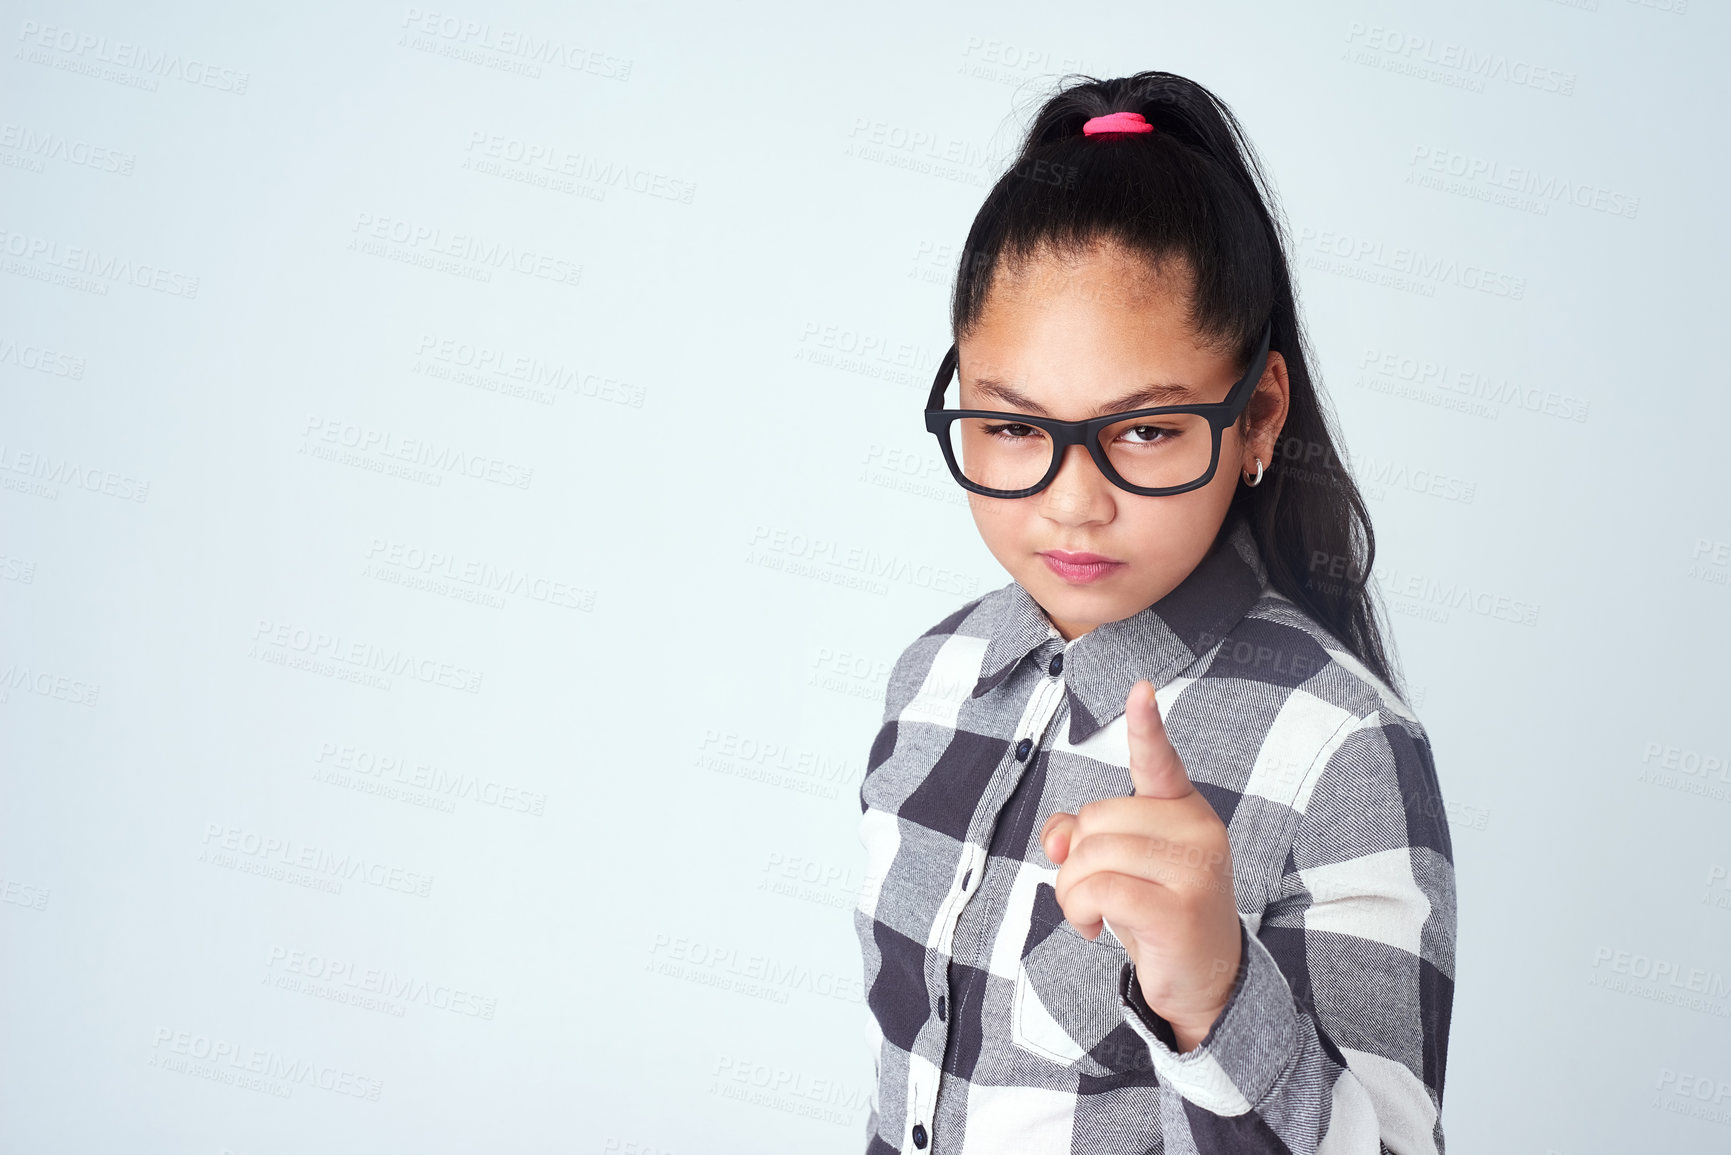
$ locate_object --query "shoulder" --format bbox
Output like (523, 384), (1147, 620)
(1224, 596), (1456, 932)
(877, 586), (1002, 727)
(1212, 587), (1428, 738)
(1198, 588), (1443, 828)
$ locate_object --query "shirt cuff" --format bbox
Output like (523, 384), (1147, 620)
(1117, 916), (1300, 1116)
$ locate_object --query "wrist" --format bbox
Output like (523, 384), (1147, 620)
(1168, 1006), (1226, 1054)
(1128, 970), (1229, 1054)
(1134, 924), (1245, 1053)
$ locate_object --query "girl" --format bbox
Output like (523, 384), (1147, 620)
(853, 71), (1454, 1154)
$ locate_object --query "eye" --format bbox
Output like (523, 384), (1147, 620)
(979, 421), (1043, 441)
(1115, 424), (1183, 445)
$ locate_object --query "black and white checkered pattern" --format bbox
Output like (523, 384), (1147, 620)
(853, 512), (1455, 1154)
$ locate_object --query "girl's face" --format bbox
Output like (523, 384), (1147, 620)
(955, 242), (1290, 641)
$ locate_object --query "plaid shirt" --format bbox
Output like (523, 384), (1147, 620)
(852, 511), (1455, 1154)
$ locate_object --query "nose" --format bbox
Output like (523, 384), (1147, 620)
(1037, 442), (1114, 522)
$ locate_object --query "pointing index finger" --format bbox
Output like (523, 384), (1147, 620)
(1126, 679), (1195, 800)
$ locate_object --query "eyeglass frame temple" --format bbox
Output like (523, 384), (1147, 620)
(921, 317), (1275, 498)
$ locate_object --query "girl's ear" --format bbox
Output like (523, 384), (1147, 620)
(1238, 351), (1291, 474)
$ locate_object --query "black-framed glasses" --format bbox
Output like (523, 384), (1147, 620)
(923, 318), (1273, 498)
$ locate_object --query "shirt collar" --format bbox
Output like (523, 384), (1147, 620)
(968, 510), (1270, 745)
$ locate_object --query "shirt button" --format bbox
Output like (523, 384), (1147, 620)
(1049, 653), (1063, 675)
(1015, 737), (1033, 761)
(937, 994), (947, 1021)
(912, 1123), (929, 1149)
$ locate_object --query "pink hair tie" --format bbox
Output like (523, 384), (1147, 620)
(1082, 111), (1153, 136)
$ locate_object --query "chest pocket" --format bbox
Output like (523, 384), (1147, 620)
(1009, 881), (1131, 1078)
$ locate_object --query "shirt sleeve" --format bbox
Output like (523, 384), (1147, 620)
(1115, 714), (1457, 1154)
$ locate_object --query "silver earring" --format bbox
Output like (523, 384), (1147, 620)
(1242, 457), (1264, 487)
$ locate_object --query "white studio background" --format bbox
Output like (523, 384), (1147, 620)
(2, 1), (1727, 1152)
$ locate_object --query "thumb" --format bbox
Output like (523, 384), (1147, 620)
(1038, 811), (1074, 865)
(1125, 679), (1194, 800)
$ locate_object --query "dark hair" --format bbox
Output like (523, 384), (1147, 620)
(951, 69), (1404, 697)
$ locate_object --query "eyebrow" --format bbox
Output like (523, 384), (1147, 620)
(966, 378), (1203, 416)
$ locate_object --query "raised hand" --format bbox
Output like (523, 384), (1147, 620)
(1037, 679), (1243, 1052)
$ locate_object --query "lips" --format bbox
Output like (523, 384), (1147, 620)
(1039, 550), (1126, 585)
(1041, 550), (1119, 564)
